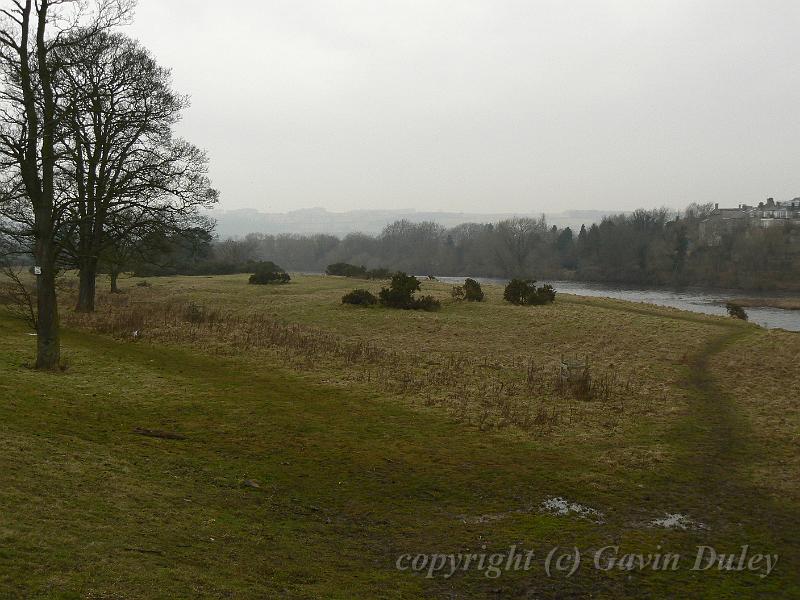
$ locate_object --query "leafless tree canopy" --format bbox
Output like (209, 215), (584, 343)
(0, 0), (219, 367)
(52, 29), (217, 310)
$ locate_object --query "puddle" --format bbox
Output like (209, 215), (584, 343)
(540, 497), (605, 523)
(649, 513), (707, 530)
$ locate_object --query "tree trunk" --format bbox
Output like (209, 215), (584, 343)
(75, 258), (98, 312)
(34, 238), (60, 370)
(110, 269), (120, 294)
(33, 1), (60, 370)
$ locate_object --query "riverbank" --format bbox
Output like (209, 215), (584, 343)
(432, 277), (800, 331)
(731, 297), (800, 310)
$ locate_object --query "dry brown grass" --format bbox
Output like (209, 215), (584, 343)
(56, 273), (733, 450)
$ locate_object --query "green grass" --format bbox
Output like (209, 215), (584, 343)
(0, 274), (798, 598)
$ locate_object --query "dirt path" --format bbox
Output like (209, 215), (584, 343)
(664, 325), (799, 578)
(683, 326), (754, 495)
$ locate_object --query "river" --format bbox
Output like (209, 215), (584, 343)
(434, 276), (800, 332)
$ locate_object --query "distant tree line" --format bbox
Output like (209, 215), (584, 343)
(150, 203), (800, 291)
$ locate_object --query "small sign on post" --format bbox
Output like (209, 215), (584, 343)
(33, 266), (42, 275)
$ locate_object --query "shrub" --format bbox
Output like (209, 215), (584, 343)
(503, 279), (556, 306)
(378, 272), (440, 311)
(249, 261), (290, 285)
(451, 285), (465, 301)
(529, 283), (556, 305)
(413, 294), (441, 311)
(726, 302), (748, 321)
(503, 279), (535, 305)
(326, 262), (367, 278)
(463, 278), (484, 302)
(250, 270), (290, 285)
(326, 263), (391, 280)
(342, 289), (377, 306)
(379, 272), (420, 308)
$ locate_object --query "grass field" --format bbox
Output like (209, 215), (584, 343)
(1, 273), (798, 598)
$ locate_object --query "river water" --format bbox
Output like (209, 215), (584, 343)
(434, 276), (800, 332)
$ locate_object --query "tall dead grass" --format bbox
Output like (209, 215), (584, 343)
(62, 290), (638, 435)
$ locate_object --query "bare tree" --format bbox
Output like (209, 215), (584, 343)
(0, 0), (133, 368)
(494, 216), (548, 276)
(56, 30), (217, 311)
(378, 219), (445, 273)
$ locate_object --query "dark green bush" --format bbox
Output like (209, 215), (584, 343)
(249, 261), (290, 285)
(326, 262), (368, 277)
(726, 302), (748, 321)
(379, 272), (420, 308)
(326, 263), (391, 280)
(463, 278), (484, 302)
(503, 279), (534, 305)
(451, 285), (465, 301)
(249, 271), (290, 285)
(378, 272), (440, 311)
(503, 279), (556, 306)
(342, 289), (377, 306)
(530, 283), (556, 305)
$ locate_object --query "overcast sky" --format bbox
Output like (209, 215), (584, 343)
(127, 1), (800, 214)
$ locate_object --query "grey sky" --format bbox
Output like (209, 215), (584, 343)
(127, 1), (800, 214)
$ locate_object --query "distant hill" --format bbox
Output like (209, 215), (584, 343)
(208, 207), (622, 238)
